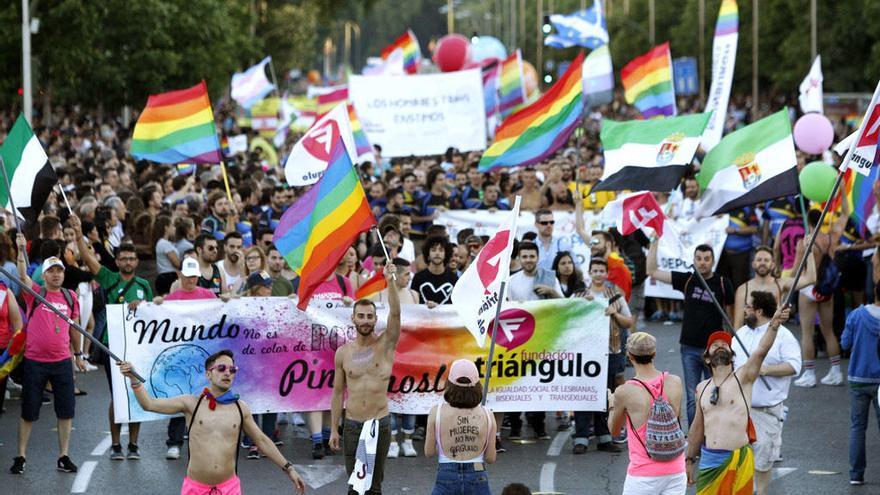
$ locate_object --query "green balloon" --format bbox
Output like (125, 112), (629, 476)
(799, 161), (837, 203)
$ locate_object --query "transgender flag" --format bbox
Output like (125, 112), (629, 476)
(231, 56), (275, 109)
(482, 59), (501, 118)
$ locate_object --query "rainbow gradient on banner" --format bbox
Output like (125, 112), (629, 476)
(621, 42), (677, 118)
(715, 0), (739, 36)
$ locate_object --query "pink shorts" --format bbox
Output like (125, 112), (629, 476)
(181, 475), (241, 495)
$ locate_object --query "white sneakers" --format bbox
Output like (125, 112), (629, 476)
(401, 439), (417, 457)
(820, 367), (844, 386)
(387, 441), (399, 458)
(793, 370), (817, 388)
(166, 446), (181, 460)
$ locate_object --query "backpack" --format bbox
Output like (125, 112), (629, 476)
(28, 287), (75, 322)
(814, 252), (840, 297)
(626, 374), (687, 462)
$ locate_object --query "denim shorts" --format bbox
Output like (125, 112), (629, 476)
(21, 357), (75, 422)
(431, 463), (491, 495)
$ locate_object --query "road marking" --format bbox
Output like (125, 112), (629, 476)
(71, 461), (97, 493)
(295, 464), (346, 488)
(547, 430), (571, 457)
(772, 467), (797, 481)
(91, 434), (112, 456)
(539, 462), (556, 493)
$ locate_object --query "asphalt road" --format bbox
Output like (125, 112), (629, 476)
(0, 320), (876, 494)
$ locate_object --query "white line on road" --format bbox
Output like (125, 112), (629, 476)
(546, 430), (571, 457)
(539, 462), (556, 493)
(71, 461), (97, 494)
(90, 434), (112, 456)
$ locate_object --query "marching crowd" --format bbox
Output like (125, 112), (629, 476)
(0, 94), (879, 495)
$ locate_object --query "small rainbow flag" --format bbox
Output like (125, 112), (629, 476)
(347, 104), (375, 163)
(273, 138), (377, 310)
(841, 164), (879, 235)
(355, 268), (388, 300)
(317, 86), (349, 119)
(176, 163), (196, 176)
(380, 29), (421, 74)
(479, 52), (585, 172)
(621, 42), (677, 119)
(498, 50), (527, 117)
(131, 81), (222, 163)
(715, 0), (739, 36)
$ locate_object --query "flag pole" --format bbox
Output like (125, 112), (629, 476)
(481, 280), (507, 405)
(57, 184), (74, 214)
(0, 264), (146, 382)
(0, 155), (29, 266)
(374, 226), (398, 281)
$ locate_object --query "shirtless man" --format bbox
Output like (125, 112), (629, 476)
(329, 268), (400, 495)
(118, 350), (305, 495)
(685, 304), (790, 494)
(733, 242), (814, 329)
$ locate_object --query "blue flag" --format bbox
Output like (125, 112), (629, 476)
(544, 0), (609, 49)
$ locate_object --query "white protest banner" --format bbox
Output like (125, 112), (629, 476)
(701, 0), (739, 150)
(108, 298), (609, 423)
(348, 69), (487, 157)
(644, 215), (729, 300)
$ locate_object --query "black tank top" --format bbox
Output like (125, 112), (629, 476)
(197, 264), (223, 295)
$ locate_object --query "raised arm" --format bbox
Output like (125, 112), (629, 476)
(382, 268), (401, 351)
(574, 189), (591, 245)
(785, 237), (816, 291)
(15, 234), (32, 287)
(733, 282), (747, 330)
(647, 242), (672, 284)
(118, 361), (193, 415)
(70, 214), (101, 275)
(739, 304), (791, 383)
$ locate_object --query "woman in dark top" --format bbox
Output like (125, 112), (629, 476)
(553, 251), (586, 298)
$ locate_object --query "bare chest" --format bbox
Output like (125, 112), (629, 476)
(344, 346), (391, 382)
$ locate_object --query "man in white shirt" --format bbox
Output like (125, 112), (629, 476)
(732, 291), (801, 495)
(533, 210), (573, 271)
(508, 241), (562, 302)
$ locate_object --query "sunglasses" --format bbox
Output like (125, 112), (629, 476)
(205, 246), (218, 251)
(209, 364), (238, 374)
(538, 220), (555, 226)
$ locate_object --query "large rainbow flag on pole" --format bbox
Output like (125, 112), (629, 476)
(621, 42), (676, 119)
(498, 50), (527, 117)
(273, 138), (377, 310)
(380, 29), (421, 74)
(841, 164), (879, 235)
(478, 52), (585, 172)
(131, 81), (222, 164)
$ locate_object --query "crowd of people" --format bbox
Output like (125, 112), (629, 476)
(0, 90), (878, 495)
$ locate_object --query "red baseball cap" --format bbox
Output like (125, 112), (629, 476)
(706, 331), (732, 351)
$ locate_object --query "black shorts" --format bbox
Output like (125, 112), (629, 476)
(21, 358), (75, 422)
(837, 253), (867, 291)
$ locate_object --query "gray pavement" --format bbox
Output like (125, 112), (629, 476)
(0, 320), (877, 494)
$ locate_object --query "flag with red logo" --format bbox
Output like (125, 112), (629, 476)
(283, 103), (358, 186)
(602, 191), (665, 237)
(835, 79), (880, 177)
(451, 196), (521, 347)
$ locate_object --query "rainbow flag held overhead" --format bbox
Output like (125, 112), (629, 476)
(347, 104), (375, 164)
(273, 138), (377, 310)
(479, 52), (585, 172)
(176, 163), (196, 176)
(621, 43), (676, 119)
(131, 81), (222, 164)
(380, 29), (421, 74)
(841, 164), (879, 235)
(317, 86), (349, 119)
(355, 268), (388, 300)
(498, 50), (527, 117)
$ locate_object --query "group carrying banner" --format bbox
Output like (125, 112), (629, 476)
(108, 298), (609, 423)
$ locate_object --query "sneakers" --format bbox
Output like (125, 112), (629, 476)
(387, 441), (400, 458)
(166, 446), (181, 460)
(57, 455), (78, 473)
(247, 446), (260, 460)
(612, 429), (628, 444)
(412, 427), (426, 441)
(534, 428), (551, 440)
(292, 413), (306, 426)
(668, 311), (682, 322)
(850, 479), (865, 486)
(109, 444), (125, 460)
(648, 310), (667, 322)
(322, 440), (334, 456)
(572, 443), (587, 455)
(126, 443), (140, 460)
(10, 456), (25, 474)
(401, 439), (417, 457)
(793, 370), (817, 388)
(311, 442), (325, 460)
(508, 428), (522, 440)
(495, 437), (506, 453)
(820, 368), (843, 386)
(597, 442), (623, 453)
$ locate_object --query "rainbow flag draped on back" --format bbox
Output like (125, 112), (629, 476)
(381, 29), (421, 74)
(273, 139), (377, 310)
(347, 104), (375, 163)
(498, 50), (527, 117)
(841, 164), (879, 235)
(131, 81), (222, 163)
(478, 52), (585, 172)
(621, 42), (677, 119)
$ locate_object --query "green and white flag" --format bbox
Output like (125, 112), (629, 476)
(0, 114), (58, 225)
(696, 109), (798, 217)
(594, 112), (711, 192)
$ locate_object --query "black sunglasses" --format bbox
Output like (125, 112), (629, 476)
(209, 364), (239, 374)
(538, 220), (555, 226)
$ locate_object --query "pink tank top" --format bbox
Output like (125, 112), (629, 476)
(624, 373), (686, 477)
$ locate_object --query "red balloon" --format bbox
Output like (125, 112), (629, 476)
(432, 34), (472, 72)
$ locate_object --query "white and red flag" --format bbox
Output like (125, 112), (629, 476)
(451, 196), (521, 347)
(283, 103), (358, 186)
(834, 78), (880, 177)
(602, 191), (666, 237)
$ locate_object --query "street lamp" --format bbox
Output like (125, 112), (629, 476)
(542, 15), (552, 34)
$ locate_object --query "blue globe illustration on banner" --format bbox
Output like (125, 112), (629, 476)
(149, 344), (210, 398)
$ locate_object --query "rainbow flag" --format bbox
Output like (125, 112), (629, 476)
(347, 104), (375, 163)
(498, 50), (527, 117)
(841, 164), (879, 235)
(478, 52), (585, 172)
(716, 0), (739, 36)
(131, 81), (222, 164)
(273, 139), (377, 310)
(380, 29), (421, 74)
(355, 268), (388, 300)
(621, 42), (677, 118)
(176, 163), (196, 176)
(317, 86), (349, 119)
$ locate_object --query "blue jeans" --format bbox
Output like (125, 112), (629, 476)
(849, 384), (880, 481)
(431, 463), (491, 495)
(391, 413), (416, 435)
(681, 344), (710, 427)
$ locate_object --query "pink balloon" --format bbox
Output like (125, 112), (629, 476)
(432, 34), (471, 72)
(793, 113), (834, 155)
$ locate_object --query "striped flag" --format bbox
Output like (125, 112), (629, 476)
(354, 268), (387, 300)
(0, 114), (58, 225)
(621, 43), (676, 118)
(583, 45), (614, 107)
(380, 29), (421, 74)
(230, 56), (275, 109)
(347, 104), (375, 164)
(482, 59), (501, 118)
(498, 50), (527, 117)
(317, 85), (349, 119)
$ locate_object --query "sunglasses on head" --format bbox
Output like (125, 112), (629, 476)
(538, 220), (555, 226)
(209, 364), (238, 374)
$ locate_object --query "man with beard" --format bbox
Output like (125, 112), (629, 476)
(731, 292), (801, 495)
(187, 234), (226, 297)
(119, 351), (306, 494)
(733, 244), (815, 329)
(411, 237), (458, 308)
(533, 209), (572, 271)
(684, 303), (790, 495)
(262, 186), (288, 230)
(72, 215), (152, 461)
(201, 191), (236, 241)
(216, 232), (245, 294)
(329, 269), (400, 495)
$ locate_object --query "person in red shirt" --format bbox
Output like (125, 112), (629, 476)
(0, 281), (23, 421)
